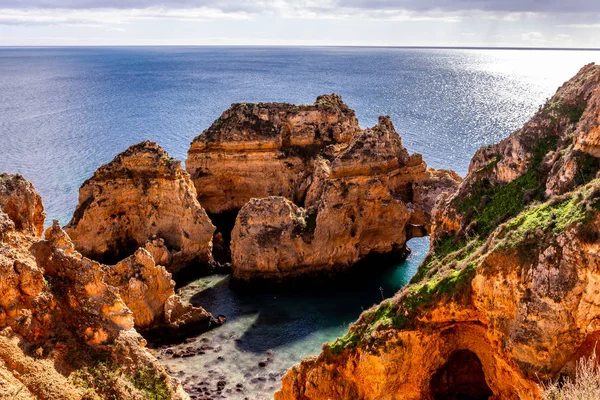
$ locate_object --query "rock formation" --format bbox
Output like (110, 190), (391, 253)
(276, 64), (600, 399)
(0, 174), (188, 399)
(186, 94), (362, 215)
(229, 116), (461, 280)
(65, 141), (215, 273)
(189, 95), (460, 279)
(104, 247), (223, 336)
(0, 173), (45, 237)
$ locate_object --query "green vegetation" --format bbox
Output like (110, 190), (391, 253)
(329, 331), (360, 354)
(504, 198), (585, 242)
(474, 154), (502, 175)
(404, 262), (477, 311)
(543, 98), (586, 124)
(499, 180), (600, 250)
(573, 150), (600, 187)
(411, 236), (481, 284)
(455, 135), (559, 237)
(68, 348), (171, 400)
(130, 370), (171, 400)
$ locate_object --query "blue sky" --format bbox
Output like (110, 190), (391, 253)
(1, 0), (599, 46)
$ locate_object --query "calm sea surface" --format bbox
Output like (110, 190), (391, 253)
(2, 47), (600, 399)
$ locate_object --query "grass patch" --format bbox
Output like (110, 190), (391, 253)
(455, 135), (559, 237)
(130, 370), (171, 400)
(500, 180), (600, 250)
(404, 262), (477, 311)
(328, 332), (360, 354)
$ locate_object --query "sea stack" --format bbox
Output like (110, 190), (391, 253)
(65, 141), (215, 273)
(188, 96), (461, 281)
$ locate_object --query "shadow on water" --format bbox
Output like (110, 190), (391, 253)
(188, 237), (429, 354)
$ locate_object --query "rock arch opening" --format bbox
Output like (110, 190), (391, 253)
(208, 209), (240, 263)
(430, 349), (494, 400)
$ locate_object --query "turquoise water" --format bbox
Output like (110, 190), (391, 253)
(156, 237), (430, 400)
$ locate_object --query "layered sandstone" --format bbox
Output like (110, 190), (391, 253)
(277, 64), (600, 399)
(0, 175), (187, 399)
(186, 94), (361, 214)
(65, 141), (215, 272)
(230, 117), (461, 280)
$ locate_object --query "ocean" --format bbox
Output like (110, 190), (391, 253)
(1, 46), (599, 399)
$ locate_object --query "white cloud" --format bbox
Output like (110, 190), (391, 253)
(521, 31), (545, 42)
(559, 23), (600, 29)
(0, 7), (252, 26)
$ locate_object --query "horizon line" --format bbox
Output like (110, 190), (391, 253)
(1, 44), (600, 51)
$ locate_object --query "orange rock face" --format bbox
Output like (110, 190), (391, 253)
(277, 64), (600, 400)
(0, 176), (188, 399)
(65, 141), (215, 272)
(103, 247), (221, 335)
(0, 173), (45, 237)
(230, 116), (461, 280)
(186, 94), (362, 215)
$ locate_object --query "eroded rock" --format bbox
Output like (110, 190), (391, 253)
(276, 63), (600, 400)
(0, 177), (188, 399)
(186, 94), (361, 215)
(230, 117), (460, 280)
(65, 141), (215, 272)
(0, 173), (45, 237)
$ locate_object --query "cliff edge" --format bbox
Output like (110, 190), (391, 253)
(276, 64), (600, 400)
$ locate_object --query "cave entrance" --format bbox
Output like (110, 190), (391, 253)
(430, 350), (494, 400)
(208, 209), (239, 264)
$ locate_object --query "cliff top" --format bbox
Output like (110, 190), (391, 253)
(83, 140), (183, 183)
(191, 93), (360, 145)
(334, 116), (411, 165)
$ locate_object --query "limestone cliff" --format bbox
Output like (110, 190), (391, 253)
(230, 117), (461, 280)
(104, 247), (223, 336)
(276, 64), (600, 400)
(65, 141), (215, 273)
(0, 173), (45, 237)
(0, 174), (187, 399)
(186, 94), (361, 215)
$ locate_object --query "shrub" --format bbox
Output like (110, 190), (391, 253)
(542, 349), (600, 400)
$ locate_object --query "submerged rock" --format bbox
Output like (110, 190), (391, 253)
(65, 140), (215, 273)
(276, 63), (600, 400)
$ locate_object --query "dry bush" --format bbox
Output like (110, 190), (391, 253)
(543, 349), (600, 400)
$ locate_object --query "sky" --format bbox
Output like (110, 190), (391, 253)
(1, 0), (600, 47)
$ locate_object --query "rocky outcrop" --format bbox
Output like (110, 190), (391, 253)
(0, 176), (188, 399)
(277, 64), (600, 399)
(0, 173), (45, 237)
(65, 141), (215, 272)
(104, 247), (223, 336)
(186, 94), (361, 215)
(433, 63), (600, 242)
(230, 117), (461, 280)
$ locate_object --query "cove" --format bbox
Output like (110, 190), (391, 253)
(155, 237), (429, 400)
